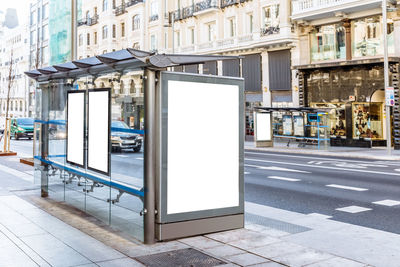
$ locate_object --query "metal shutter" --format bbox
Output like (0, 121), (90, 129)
(222, 59), (240, 77)
(203, 61), (217, 75)
(269, 49), (291, 91)
(242, 54), (261, 92)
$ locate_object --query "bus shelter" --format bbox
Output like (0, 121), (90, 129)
(25, 49), (245, 244)
(253, 107), (330, 150)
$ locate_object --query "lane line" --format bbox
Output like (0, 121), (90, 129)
(245, 158), (400, 177)
(372, 200), (400, 207)
(267, 176), (301, 182)
(245, 151), (400, 166)
(0, 163), (33, 182)
(335, 206), (372, 213)
(244, 172), (250, 175)
(326, 184), (368, 192)
(245, 164), (311, 174)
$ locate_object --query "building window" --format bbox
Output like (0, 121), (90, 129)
(310, 23), (346, 62)
(352, 16), (394, 58)
(207, 23), (215, 42)
(263, 5), (279, 29)
(30, 11), (36, 25)
(121, 22), (125, 37)
(112, 0), (116, 9)
(19, 101), (23, 112)
(133, 42), (140, 49)
(94, 32), (98, 44)
(132, 15), (140, 30)
(190, 28), (195, 44)
(42, 46), (49, 64)
(42, 24), (48, 40)
(102, 25), (108, 39)
(103, 50), (107, 54)
(42, 4), (48, 19)
(228, 17), (235, 37)
(79, 34), (83, 46)
(175, 31), (180, 48)
(150, 34), (157, 51)
(103, 0), (108, 11)
(87, 33), (90, 45)
(112, 24), (116, 38)
(248, 13), (253, 33)
(151, 1), (158, 16)
(37, 7), (41, 23)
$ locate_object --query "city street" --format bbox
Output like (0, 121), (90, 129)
(5, 139), (400, 234)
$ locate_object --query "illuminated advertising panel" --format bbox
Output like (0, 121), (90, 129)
(66, 91), (85, 167)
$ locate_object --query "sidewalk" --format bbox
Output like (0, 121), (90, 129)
(245, 141), (400, 161)
(0, 189), (389, 267)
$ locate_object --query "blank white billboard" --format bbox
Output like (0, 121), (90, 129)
(88, 90), (110, 174)
(67, 92), (85, 167)
(167, 80), (240, 215)
(255, 112), (272, 141)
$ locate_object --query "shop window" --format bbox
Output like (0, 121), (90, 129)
(352, 16), (394, 58)
(310, 23), (346, 62)
(311, 103), (346, 137)
(352, 103), (383, 139)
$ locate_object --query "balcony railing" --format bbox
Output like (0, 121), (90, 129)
(78, 15), (99, 27)
(221, 0), (251, 8)
(292, 0), (380, 16)
(126, 0), (144, 8)
(115, 4), (126, 16)
(260, 26), (280, 37)
(194, 0), (219, 13)
(149, 14), (159, 22)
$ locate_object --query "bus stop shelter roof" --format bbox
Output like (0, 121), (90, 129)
(25, 48), (240, 82)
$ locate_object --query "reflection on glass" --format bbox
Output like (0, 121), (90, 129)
(310, 23), (346, 62)
(352, 103), (383, 139)
(352, 16), (394, 57)
(311, 103), (346, 137)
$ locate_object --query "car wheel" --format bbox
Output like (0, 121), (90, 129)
(14, 133), (19, 140)
(133, 146), (141, 152)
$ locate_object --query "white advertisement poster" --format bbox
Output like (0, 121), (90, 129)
(255, 112), (272, 141)
(293, 116), (305, 136)
(282, 115), (293, 136)
(88, 90), (110, 175)
(67, 91), (85, 167)
(166, 80), (240, 215)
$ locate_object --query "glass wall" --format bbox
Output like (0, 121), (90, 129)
(34, 71), (145, 241)
(352, 102), (383, 139)
(310, 23), (346, 62)
(352, 16), (394, 58)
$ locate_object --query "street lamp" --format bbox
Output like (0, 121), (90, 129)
(383, 0), (392, 155)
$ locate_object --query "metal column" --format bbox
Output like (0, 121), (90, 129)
(144, 69), (156, 244)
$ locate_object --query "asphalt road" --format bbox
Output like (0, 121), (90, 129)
(4, 139), (400, 234)
(244, 150), (400, 234)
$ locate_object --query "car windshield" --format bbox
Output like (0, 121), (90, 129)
(111, 121), (129, 129)
(17, 118), (34, 126)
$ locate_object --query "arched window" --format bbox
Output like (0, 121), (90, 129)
(130, 79), (135, 94)
(132, 15), (140, 31)
(86, 11), (90, 21)
(103, 0), (108, 11)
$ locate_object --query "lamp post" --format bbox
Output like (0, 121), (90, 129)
(71, 0), (77, 60)
(383, 0), (392, 155)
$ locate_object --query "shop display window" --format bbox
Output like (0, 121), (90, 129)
(310, 23), (346, 62)
(352, 16), (394, 58)
(352, 103), (383, 139)
(311, 103), (346, 138)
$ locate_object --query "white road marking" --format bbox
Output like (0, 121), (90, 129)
(245, 158), (400, 177)
(244, 172), (250, 175)
(245, 151), (400, 166)
(336, 206), (372, 213)
(136, 157), (144, 160)
(24, 171), (34, 175)
(307, 213), (332, 219)
(245, 164), (311, 174)
(116, 155), (129, 158)
(395, 169), (400, 172)
(267, 176), (301, 182)
(372, 200), (400, 207)
(0, 163), (33, 182)
(326, 184), (368, 192)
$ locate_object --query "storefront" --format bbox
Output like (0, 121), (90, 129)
(296, 60), (399, 147)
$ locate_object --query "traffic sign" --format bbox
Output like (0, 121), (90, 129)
(386, 87), (395, 106)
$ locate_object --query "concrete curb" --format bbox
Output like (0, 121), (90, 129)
(245, 146), (400, 161)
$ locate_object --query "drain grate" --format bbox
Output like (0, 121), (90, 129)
(246, 213), (312, 234)
(134, 248), (226, 267)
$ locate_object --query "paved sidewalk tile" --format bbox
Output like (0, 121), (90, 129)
(96, 257), (145, 267)
(249, 241), (306, 259)
(0, 232), (39, 267)
(305, 257), (367, 267)
(228, 235), (281, 250)
(225, 253), (270, 266)
(248, 262), (287, 267)
(203, 244), (246, 257)
(271, 248), (335, 267)
(179, 236), (223, 249)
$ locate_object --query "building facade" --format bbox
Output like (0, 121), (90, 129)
(292, 0), (400, 149)
(0, 19), (30, 119)
(77, 0), (296, 137)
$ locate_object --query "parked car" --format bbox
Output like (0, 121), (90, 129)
(111, 121), (142, 152)
(11, 117), (34, 140)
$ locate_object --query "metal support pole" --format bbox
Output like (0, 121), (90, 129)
(383, 0), (392, 155)
(71, 0), (77, 60)
(144, 69), (156, 244)
(172, 13), (175, 54)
